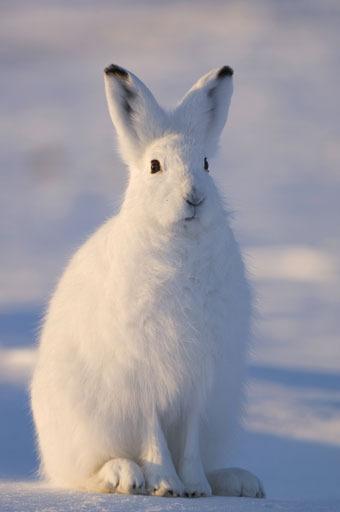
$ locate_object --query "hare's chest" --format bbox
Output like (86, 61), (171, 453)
(108, 242), (232, 409)
(117, 248), (224, 339)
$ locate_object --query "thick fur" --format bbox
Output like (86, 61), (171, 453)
(31, 65), (264, 498)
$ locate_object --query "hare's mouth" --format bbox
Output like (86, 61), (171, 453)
(184, 197), (205, 222)
(184, 204), (199, 222)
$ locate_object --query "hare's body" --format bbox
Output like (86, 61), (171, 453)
(31, 65), (264, 498)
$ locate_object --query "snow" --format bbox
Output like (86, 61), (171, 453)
(1, 0), (340, 510)
(0, 482), (339, 512)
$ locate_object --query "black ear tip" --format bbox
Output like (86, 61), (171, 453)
(104, 64), (129, 79)
(217, 66), (233, 79)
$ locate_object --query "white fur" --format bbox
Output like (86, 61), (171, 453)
(31, 64), (264, 498)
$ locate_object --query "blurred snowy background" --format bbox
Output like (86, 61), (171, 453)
(1, 0), (340, 505)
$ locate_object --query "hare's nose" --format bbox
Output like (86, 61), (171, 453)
(184, 187), (205, 206)
(185, 192), (206, 207)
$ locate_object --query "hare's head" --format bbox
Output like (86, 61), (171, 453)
(104, 64), (233, 232)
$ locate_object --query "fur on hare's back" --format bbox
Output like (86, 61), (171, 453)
(31, 64), (261, 497)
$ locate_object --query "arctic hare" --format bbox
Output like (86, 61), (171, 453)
(31, 64), (265, 499)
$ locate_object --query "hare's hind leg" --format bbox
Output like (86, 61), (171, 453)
(207, 467), (265, 498)
(86, 458), (145, 494)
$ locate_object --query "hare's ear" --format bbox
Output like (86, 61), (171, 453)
(173, 66), (234, 156)
(104, 64), (167, 164)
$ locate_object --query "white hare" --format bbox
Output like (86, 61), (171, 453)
(31, 64), (265, 499)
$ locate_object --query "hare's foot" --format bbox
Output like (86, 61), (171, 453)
(88, 458), (145, 494)
(207, 467), (265, 498)
(143, 461), (184, 497)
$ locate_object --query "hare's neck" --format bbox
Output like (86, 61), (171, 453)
(116, 210), (231, 269)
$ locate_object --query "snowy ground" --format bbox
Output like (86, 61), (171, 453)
(1, 482), (340, 512)
(1, 0), (340, 510)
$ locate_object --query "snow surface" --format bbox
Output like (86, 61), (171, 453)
(1, 0), (340, 510)
(1, 483), (340, 512)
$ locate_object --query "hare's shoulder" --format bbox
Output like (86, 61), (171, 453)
(55, 217), (119, 292)
(69, 217), (118, 265)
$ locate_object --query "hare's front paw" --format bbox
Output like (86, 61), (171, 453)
(207, 467), (265, 498)
(178, 460), (212, 497)
(143, 462), (184, 497)
(95, 458), (145, 494)
(183, 479), (212, 498)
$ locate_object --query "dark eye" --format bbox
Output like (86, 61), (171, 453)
(151, 159), (162, 174)
(204, 157), (209, 171)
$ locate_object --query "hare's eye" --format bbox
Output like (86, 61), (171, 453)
(151, 160), (162, 174)
(204, 157), (209, 171)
